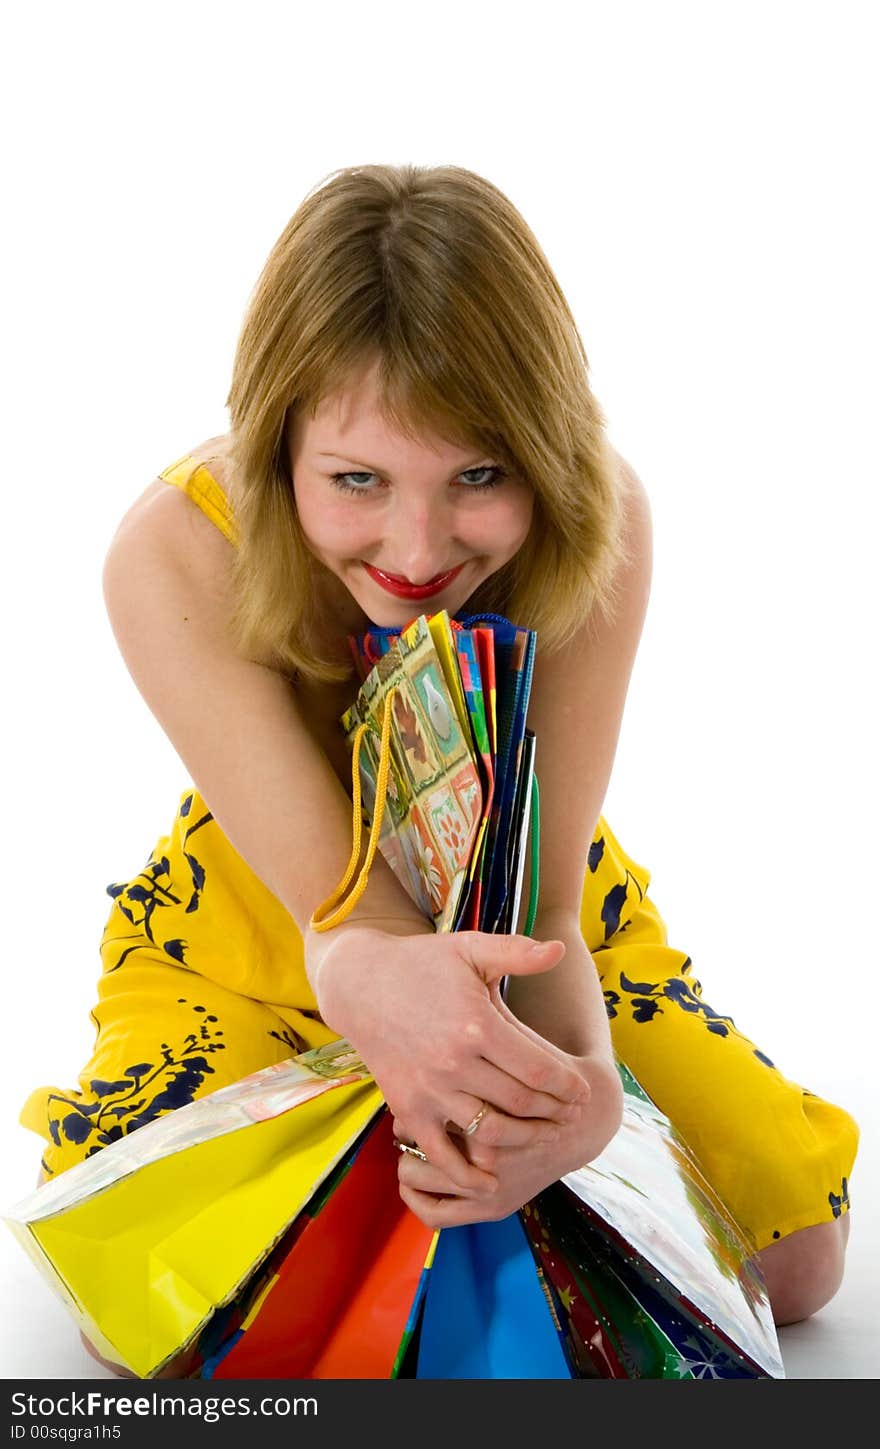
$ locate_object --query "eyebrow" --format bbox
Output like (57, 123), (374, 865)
(315, 451), (491, 479)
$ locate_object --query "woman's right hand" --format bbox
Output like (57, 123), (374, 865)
(305, 925), (591, 1195)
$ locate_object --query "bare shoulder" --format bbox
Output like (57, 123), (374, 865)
(104, 435), (292, 675)
(608, 444), (652, 532)
(601, 445), (653, 598)
(106, 438), (237, 635)
(110, 434), (233, 553)
(185, 432), (233, 482)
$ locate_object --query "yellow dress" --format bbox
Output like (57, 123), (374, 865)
(19, 454), (859, 1256)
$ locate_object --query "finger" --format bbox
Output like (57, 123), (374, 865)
(394, 1112), (499, 1176)
(447, 1102), (562, 1150)
(391, 1115), (414, 1146)
(397, 1154), (477, 1198)
(446, 1081), (568, 1133)
(458, 932), (567, 991)
(481, 1011), (591, 1106)
(399, 1180), (501, 1231)
(397, 1118), (498, 1176)
(391, 1107), (499, 1190)
(413, 1118), (499, 1195)
(492, 990), (578, 1054)
(443, 1096), (494, 1138)
(448, 1052), (589, 1124)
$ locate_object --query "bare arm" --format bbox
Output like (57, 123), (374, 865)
(505, 452), (653, 1053)
(103, 482), (432, 956)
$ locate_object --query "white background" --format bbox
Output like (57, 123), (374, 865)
(1, 0), (877, 1378)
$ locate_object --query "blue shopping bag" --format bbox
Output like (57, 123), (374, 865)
(415, 1213), (570, 1378)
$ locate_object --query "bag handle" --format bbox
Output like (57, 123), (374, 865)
(308, 687), (400, 933)
(308, 687), (543, 937)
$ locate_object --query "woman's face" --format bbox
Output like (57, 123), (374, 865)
(287, 358), (534, 632)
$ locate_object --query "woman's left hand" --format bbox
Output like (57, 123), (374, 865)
(394, 1052), (624, 1230)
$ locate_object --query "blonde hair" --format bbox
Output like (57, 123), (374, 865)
(225, 163), (631, 686)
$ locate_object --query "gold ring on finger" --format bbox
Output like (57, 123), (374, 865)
(395, 1139), (428, 1162)
(462, 1103), (487, 1137)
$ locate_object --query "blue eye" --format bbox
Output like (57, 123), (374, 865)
(329, 465), (508, 497)
(459, 466), (508, 492)
(329, 471), (375, 495)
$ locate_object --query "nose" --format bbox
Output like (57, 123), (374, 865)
(387, 497), (453, 583)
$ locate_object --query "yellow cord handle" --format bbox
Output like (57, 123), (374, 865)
(309, 686), (399, 932)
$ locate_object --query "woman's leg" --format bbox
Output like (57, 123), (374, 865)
(589, 893), (859, 1327)
(754, 1213), (851, 1325)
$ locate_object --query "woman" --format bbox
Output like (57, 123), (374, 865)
(21, 165), (857, 1364)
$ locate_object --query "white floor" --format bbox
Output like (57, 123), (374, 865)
(2, 1092), (876, 1381)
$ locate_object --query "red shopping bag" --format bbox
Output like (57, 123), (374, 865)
(205, 1109), (435, 1379)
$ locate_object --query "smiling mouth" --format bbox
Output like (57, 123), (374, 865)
(362, 562), (465, 595)
(377, 568), (455, 584)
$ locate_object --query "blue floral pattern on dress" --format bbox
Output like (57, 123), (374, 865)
(599, 958), (777, 1069)
(103, 793), (212, 970)
(42, 999), (227, 1173)
(587, 832), (648, 943)
(829, 1177), (850, 1218)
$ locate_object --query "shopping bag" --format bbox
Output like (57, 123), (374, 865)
(461, 614), (535, 933)
(520, 1193), (691, 1378)
(312, 609), (539, 936)
(201, 1108), (436, 1380)
(4, 1043), (384, 1378)
(414, 1062), (784, 1378)
(551, 1062), (784, 1377)
(415, 1212), (571, 1378)
(523, 1185), (755, 1379)
(312, 611), (482, 933)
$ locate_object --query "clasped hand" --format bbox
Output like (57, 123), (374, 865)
(394, 1044), (623, 1228)
(309, 925), (623, 1227)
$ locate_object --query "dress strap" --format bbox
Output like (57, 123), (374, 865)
(158, 453), (240, 548)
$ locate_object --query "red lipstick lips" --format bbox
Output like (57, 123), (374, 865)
(363, 562), (465, 600)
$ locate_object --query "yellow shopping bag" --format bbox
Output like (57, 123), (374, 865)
(5, 1042), (383, 1377)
